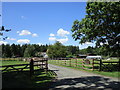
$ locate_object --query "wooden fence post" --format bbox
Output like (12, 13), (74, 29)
(70, 58), (71, 67)
(76, 58), (77, 67)
(65, 60), (66, 66)
(92, 59), (94, 71)
(118, 58), (120, 71)
(30, 59), (34, 77)
(45, 58), (48, 73)
(42, 59), (44, 69)
(99, 59), (102, 71)
(82, 59), (84, 69)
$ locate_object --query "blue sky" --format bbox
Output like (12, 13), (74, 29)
(2, 2), (95, 49)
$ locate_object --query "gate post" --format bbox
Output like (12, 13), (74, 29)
(92, 59), (94, 71)
(45, 58), (48, 73)
(99, 59), (102, 71)
(69, 58), (71, 67)
(30, 59), (34, 77)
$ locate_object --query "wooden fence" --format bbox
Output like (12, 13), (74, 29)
(49, 58), (120, 71)
(0, 58), (48, 76)
(99, 59), (120, 71)
(50, 58), (96, 71)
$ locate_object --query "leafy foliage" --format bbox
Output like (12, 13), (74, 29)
(1, 44), (48, 58)
(1, 43), (79, 58)
(47, 41), (67, 58)
(71, 2), (120, 57)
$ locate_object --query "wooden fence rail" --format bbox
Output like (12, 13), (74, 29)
(99, 59), (120, 71)
(49, 58), (120, 71)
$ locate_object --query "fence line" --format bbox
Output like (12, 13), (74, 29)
(49, 58), (120, 71)
(1, 58), (48, 77)
(99, 59), (120, 71)
(1, 57), (119, 72)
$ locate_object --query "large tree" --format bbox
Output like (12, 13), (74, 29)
(66, 45), (79, 55)
(3, 44), (12, 57)
(11, 44), (17, 57)
(71, 2), (120, 57)
(24, 45), (35, 57)
(47, 41), (67, 58)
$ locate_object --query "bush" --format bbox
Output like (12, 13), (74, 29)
(66, 55), (74, 58)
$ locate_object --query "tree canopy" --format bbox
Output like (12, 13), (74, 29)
(71, 2), (120, 57)
(1, 43), (79, 58)
(47, 41), (67, 58)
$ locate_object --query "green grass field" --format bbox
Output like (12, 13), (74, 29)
(48, 59), (120, 78)
(1, 60), (56, 88)
(1, 60), (29, 66)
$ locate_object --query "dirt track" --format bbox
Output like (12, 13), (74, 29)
(48, 64), (120, 90)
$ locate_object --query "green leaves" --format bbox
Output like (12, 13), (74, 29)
(71, 2), (120, 57)
(47, 41), (67, 58)
(24, 45), (35, 57)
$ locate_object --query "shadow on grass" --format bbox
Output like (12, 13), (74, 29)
(2, 69), (120, 90)
(2, 69), (55, 89)
(49, 76), (120, 90)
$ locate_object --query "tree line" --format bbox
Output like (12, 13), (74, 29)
(79, 46), (118, 57)
(1, 44), (48, 58)
(1, 43), (79, 58)
(1, 42), (118, 58)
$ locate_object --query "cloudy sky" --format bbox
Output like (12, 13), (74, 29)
(1, 2), (95, 49)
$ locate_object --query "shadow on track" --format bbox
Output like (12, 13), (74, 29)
(49, 76), (120, 90)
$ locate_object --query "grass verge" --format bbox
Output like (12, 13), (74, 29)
(48, 60), (120, 78)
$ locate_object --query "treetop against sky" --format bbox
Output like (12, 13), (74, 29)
(1, 2), (96, 49)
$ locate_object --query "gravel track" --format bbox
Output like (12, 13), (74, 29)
(48, 64), (120, 90)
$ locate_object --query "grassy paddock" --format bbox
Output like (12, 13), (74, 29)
(1, 60), (56, 88)
(1, 60), (29, 66)
(48, 59), (120, 78)
(0, 58), (24, 61)
(49, 59), (99, 70)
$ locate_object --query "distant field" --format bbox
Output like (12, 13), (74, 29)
(102, 59), (119, 62)
(0, 58), (23, 61)
(1, 60), (29, 66)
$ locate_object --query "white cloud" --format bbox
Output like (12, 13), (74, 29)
(0, 41), (8, 45)
(49, 37), (56, 41)
(17, 39), (30, 44)
(21, 16), (26, 19)
(17, 30), (39, 37)
(17, 31), (20, 33)
(32, 33), (38, 37)
(57, 37), (68, 44)
(7, 37), (16, 40)
(57, 28), (70, 37)
(37, 43), (43, 46)
(48, 37), (68, 44)
(18, 30), (31, 36)
(100, 41), (108, 46)
(79, 42), (96, 49)
(49, 33), (55, 37)
(48, 28), (69, 44)
(100, 43), (103, 46)
(83, 42), (93, 45)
